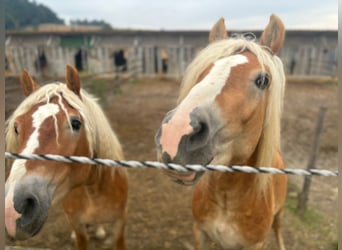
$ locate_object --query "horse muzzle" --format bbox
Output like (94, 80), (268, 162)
(155, 105), (221, 165)
(5, 176), (53, 240)
(155, 105), (222, 185)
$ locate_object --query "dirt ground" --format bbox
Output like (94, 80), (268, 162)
(5, 75), (338, 250)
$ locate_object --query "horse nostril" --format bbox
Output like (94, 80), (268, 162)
(187, 121), (209, 151)
(23, 197), (37, 216)
(15, 195), (39, 227)
(161, 152), (172, 163)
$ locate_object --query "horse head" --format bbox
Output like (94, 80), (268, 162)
(5, 65), (95, 240)
(155, 15), (286, 185)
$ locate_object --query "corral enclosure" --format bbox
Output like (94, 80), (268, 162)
(4, 18), (338, 250)
(5, 73), (338, 249)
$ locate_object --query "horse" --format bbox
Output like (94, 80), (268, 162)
(155, 14), (287, 250)
(5, 65), (128, 250)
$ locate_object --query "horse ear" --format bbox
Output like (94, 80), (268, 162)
(66, 64), (81, 97)
(209, 17), (228, 43)
(259, 14), (285, 54)
(20, 70), (40, 96)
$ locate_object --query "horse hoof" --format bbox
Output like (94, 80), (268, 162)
(95, 226), (106, 240)
(70, 231), (76, 241)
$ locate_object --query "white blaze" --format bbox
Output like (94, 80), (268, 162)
(7, 103), (60, 183)
(182, 54), (248, 105)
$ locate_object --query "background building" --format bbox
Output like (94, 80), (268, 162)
(5, 29), (337, 78)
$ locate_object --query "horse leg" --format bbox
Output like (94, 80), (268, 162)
(112, 211), (127, 250)
(68, 221), (89, 250)
(272, 210), (286, 250)
(75, 227), (89, 250)
(246, 242), (265, 250)
(193, 222), (208, 250)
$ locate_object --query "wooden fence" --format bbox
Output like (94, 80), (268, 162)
(5, 44), (337, 78)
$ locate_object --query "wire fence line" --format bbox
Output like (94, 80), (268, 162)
(4, 152), (338, 177)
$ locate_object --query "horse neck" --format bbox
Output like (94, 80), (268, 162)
(84, 125), (125, 188)
(85, 163), (127, 192)
(206, 149), (263, 196)
(212, 159), (257, 188)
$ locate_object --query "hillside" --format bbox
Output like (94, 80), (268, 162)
(5, 0), (64, 30)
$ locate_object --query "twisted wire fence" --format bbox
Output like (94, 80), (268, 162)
(5, 152), (338, 177)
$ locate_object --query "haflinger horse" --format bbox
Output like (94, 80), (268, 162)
(5, 65), (128, 250)
(155, 14), (287, 250)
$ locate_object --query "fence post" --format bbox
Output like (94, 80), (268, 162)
(297, 106), (327, 215)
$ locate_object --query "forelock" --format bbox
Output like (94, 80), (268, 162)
(5, 83), (96, 154)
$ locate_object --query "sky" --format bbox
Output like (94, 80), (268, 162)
(36, 0), (338, 31)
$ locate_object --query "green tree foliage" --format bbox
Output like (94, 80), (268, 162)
(70, 19), (112, 30)
(5, 0), (64, 30)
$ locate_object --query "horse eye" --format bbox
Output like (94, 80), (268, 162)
(70, 118), (82, 132)
(14, 123), (19, 135)
(255, 74), (269, 90)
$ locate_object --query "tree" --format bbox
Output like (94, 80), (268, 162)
(70, 18), (112, 30)
(5, 0), (64, 30)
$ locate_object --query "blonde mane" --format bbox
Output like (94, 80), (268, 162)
(6, 82), (123, 172)
(178, 37), (286, 190)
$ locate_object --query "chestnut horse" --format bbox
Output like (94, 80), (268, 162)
(5, 65), (128, 250)
(155, 15), (287, 250)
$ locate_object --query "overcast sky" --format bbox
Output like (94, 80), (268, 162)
(36, 0), (337, 30)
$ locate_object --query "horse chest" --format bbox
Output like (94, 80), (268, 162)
(203, 214), (245, 249)
(73, 185), (115, 224)
(195, 187), (252, 248)
(198, 190), (273, 248)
